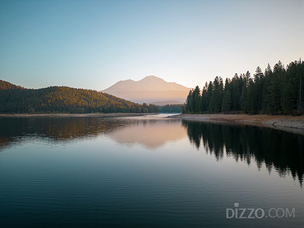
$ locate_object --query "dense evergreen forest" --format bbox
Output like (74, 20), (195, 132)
(158, 104), (182, 113)
(183, 60), (304, 115)
(0, 80), (159, 114)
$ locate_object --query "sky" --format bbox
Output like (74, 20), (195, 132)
(0, 0), (303, 90)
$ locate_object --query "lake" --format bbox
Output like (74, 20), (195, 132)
(0, 114), (303, 227)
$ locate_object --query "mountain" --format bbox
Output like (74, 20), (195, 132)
(0, 80), (158, 114)
(102, 76), (190, 104)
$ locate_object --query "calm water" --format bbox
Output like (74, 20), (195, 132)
(0, 114), (303, 228)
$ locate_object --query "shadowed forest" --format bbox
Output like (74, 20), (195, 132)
(184, 60), (304, 115)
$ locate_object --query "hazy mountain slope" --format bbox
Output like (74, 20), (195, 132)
(102, 76), (190, 104)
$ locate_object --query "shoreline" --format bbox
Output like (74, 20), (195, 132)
(176, 114), (304, 135)
(0, 113), (158, 118)
(1, 112), (303, 135)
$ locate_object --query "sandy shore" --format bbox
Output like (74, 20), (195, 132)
(0, 113), (157, 118)
(177, 114), (304, 135)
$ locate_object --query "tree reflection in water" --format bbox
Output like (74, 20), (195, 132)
(0, 117), (183, 150)
(182, 120), (304, 186)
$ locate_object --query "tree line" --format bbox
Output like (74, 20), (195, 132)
(158, 104), (182, 113)
(183, 60), (304, 115)
(0, 81), (159, 114)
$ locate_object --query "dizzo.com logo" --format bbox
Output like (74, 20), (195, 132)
(226, 203), (295, 219)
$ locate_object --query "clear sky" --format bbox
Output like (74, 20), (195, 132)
(0, 0), (303, 90)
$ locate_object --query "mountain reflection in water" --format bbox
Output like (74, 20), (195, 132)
(107, 119), (185, 149)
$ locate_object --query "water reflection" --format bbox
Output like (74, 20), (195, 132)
(182, 120), (304, 186)
(1, 117), (303, 186)
(0, 117), (184, 150)
(107, 119), (185, 149)
(0, 117), (125, 150)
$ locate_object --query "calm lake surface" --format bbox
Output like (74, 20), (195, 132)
(0, 114), (303, 228)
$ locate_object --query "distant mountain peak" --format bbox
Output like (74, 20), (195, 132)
(141, 75), (164, 80)
(102, 76), (190, 104)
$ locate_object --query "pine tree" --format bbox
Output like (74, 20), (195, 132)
(254, 66), (264, 111)
(281, 82), (296, 114)
(201, 82), (208, 112)
(209, 77), (223, 113)
(267, 61), (284, 114)
(296, 60), (303, 114)
(221, 90), (231, 113)
(262, 64), (272, 113)
(231, 74), (241, 110)
(206, 81), (213, 113)
(186, 90), (193, 113)
(241, 71), (251, 112)
(191, 86), (201, 113)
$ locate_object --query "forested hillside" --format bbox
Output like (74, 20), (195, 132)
(0, 80), (24, 90)
(0, 80), (158, 114)
(183, 60), (304, 115)
(158, 104), (182, 113)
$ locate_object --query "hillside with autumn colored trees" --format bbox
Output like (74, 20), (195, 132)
(0, 81), (158, 114)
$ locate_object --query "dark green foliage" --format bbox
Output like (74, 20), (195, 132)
(267, 62), (284, 114)
(221, 90), (231, 113)
(184, 60), (304, 115)
(295, 60), (304, 114)
(281, 82), (296, 114)
(261, 64), (272, 113)
(185, 86), (201, 113)
(158, 104), (182, 113)
(241, 71), (251, 112)
(245, 78), (256, 113)
(209, 76), (223, 113)
(185, 93), (192, 113)
(192, 86), (201, 112)
(231, 74), (242, 111)
(0, 82), (159, 114)
(200, 81), (213, 113)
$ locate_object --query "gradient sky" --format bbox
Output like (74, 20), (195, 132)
(0, 0), (303, 90)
